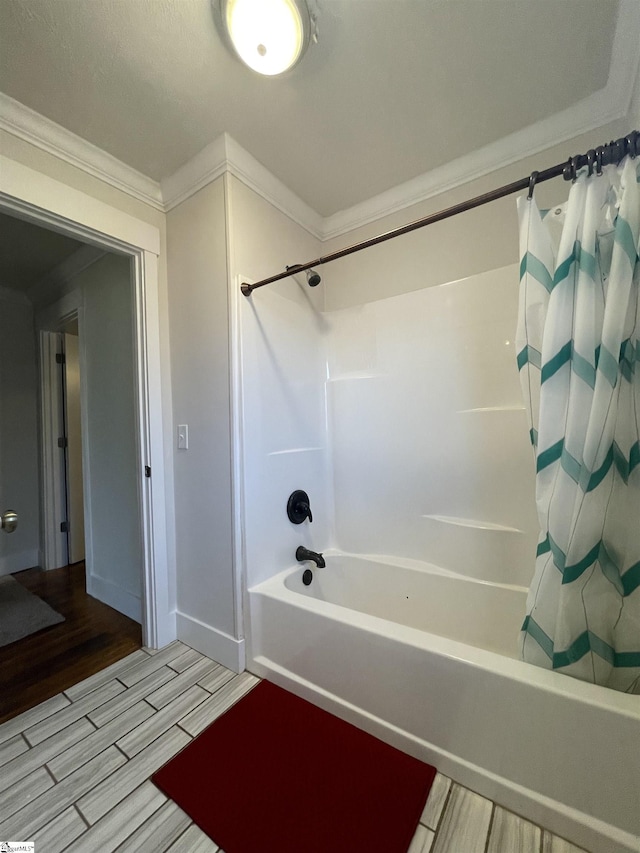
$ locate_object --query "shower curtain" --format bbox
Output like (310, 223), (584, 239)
(516, 155), (640, 693)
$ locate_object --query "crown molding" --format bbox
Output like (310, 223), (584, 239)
(0, 93), (164, 211)
(162, 0), (639, 241)
(223, 135), (324, 239)
(1, 0), (637, 242)
(162, 132), (324, 238)
(321, 90), (624, 240)
(321, 1), (640, 240)
(161, 134), (228, 212)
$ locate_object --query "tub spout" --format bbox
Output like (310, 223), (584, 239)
(296, 546), (325, 568)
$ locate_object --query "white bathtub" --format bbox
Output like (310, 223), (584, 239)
(248, 552), (640, 853)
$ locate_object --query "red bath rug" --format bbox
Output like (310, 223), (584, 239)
(152, 679), (436, 853)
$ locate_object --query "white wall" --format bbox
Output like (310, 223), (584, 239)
(166, 177), (241, 668)
(0, 293), (40, 575)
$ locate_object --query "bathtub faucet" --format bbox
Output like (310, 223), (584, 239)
(296, 546), (325, 568)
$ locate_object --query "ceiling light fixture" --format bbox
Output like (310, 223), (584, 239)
(218, 0), (312, 76)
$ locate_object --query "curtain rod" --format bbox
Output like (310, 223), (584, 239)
(241, 131), (639, 296)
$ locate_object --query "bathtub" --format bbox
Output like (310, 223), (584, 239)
(248, 552), (640, 853)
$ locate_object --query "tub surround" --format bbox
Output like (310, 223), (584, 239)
(249, 558), (640, 853)
(326, 264), (538, 583)
(236, 259), (639, 853)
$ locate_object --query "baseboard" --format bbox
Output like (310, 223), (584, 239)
(149, 609), (177, 651)
(176, 611), (245, 673)
(87, 572), (142, 623)
(0, 549), (39, 576)
(249, 655), (639, 853)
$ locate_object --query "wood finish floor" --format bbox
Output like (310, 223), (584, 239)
(0, 562), (142, 724)
(0, 642), (591, 853)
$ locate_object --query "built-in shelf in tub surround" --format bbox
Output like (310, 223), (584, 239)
(457, 405), (526, 413)
(422, 515), (524, 534)
(421, 514), (536, 587)
(267, 447), (323, 456)
(326, 371), (381, 382)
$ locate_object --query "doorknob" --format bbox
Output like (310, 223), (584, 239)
(1, 510), (18, 533)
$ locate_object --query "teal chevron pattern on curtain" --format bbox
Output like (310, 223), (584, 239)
(516, 156), (640, 693)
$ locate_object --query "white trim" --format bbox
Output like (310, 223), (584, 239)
(0, 549), (39, 577)
(152, 7), (640, 238)
(224, 135), (323, 238)
(176, 611), (245, 673)
(0, 157), (161, 255)
(162, 133), (324, 238)
(136, 250), (176, 648)
(36, 288), (82, 334)
(224, 178), (247, 648)
(321, 23), (640, 240)
(39, 330), (68, 571)
(2, 0), (638, 246)
(160, 134), (228, 212)
(86, 572), (142, 623)
(0, 159), (173, 650)
(2, 1), (638, 243)
(227, 186), (248, 662)
(76, 303), (95, 588)
(0, 93), (164, 211)
(321, 95), (623, 238)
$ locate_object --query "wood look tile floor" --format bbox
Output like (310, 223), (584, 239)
(0, 643), (590, 853)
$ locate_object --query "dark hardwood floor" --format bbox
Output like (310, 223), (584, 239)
(0, 562), (142, 724)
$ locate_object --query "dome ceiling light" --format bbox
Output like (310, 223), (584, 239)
(217, 0), (314, 76)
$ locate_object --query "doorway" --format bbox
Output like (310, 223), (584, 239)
(37, 250), (146, 623)
(0, 154), (173, 655)
(0, 215), (147, 718)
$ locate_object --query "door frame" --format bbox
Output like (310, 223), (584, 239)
(0, 155), (174, 649)
(39, 329), (68, 572)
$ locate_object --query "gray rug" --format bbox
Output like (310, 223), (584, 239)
(0, 575), (65, 647)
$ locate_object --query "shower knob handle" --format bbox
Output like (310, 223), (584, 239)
(287, 490), (313, 524)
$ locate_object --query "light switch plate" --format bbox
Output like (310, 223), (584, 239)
(177, 424), (188, 450)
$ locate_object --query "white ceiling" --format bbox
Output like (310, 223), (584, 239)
(0, 0), (626, 217)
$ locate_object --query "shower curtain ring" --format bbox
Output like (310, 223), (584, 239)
(626, 131), (639, 158)
(570, 156), (579, 182)
(595, 146), (604, 175)
(586, 149), (595, 177)
(527, 171), (538, 201)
